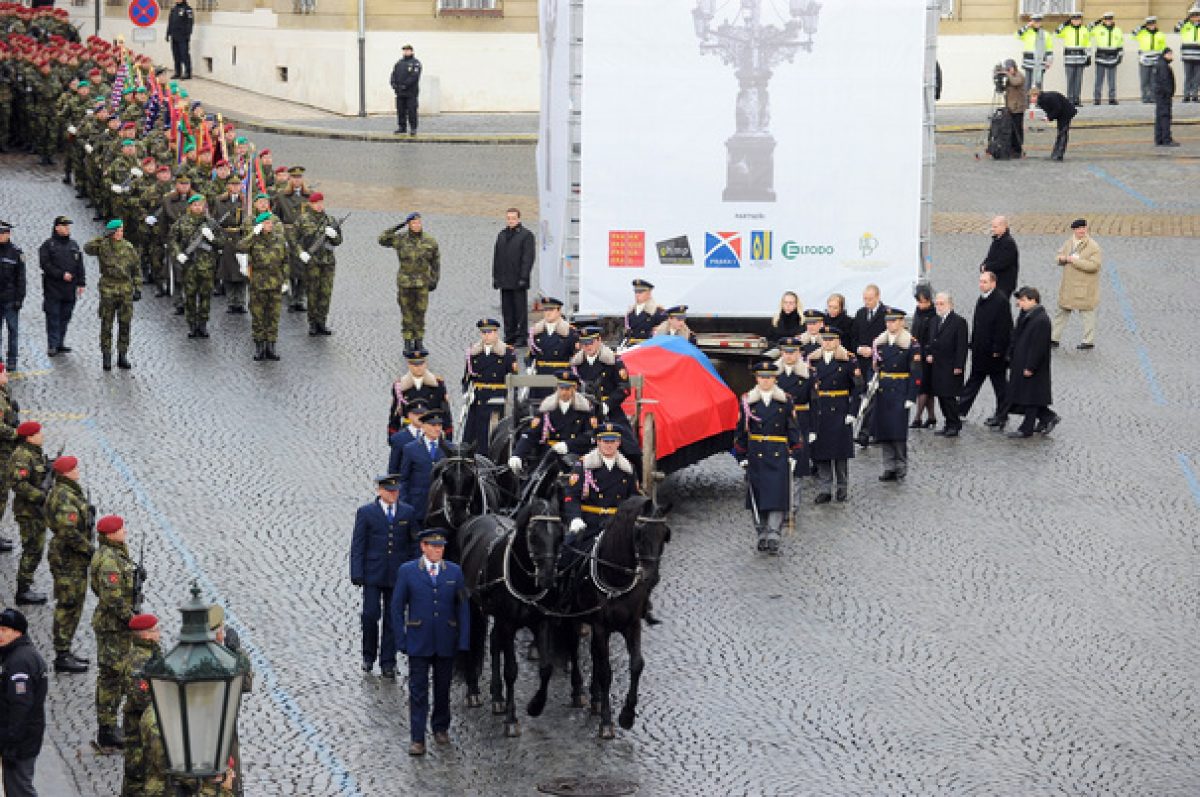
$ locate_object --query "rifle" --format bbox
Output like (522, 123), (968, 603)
(182, 210), (232, 260)
(853, 371), (880, 438)
(40, 443), (65, 496)
(456, 384), (475, 441)
(305, 212), (351, 257)
(132, 534), (146, 614)
(85, 487), (97, 546)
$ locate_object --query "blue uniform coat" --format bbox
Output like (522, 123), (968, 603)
(808, 348), (864, 461)
(774, 361), (813, 474)
(387, 426), (424, 474)
(733, 386), (802, 512)
(562, 450), (639, 533)
(398, 436), (445, 523)
(870, 331), (922, 442)
(514, 394), (597, 459)
(350, 499), (420, 588)
(391, 559), (470, 658)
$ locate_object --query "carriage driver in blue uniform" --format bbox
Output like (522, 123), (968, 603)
(561, 422), (640, 546)
(508, 370), (598, 475)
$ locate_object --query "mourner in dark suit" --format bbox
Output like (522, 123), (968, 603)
(981, 217), (1020, 299)
(461, 318), (519, 454)
(623, 279), (668, 347)
(1004, 287), (1060, 438)
(958, 271), (1014, 425)
(510, 371), (597, 473)
(397, 411), (446, 524)
(350, 475), (419, 679)
(807, 327), (864, 503)
(772, 337), (813, 477)
(733, 359), (802, 554)
(871, 310), (922, 481)
(926, 292), (969, 436)
(390, 529), (470, 756)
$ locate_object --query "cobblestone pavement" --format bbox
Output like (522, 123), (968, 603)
(0, 124), (1197, 797)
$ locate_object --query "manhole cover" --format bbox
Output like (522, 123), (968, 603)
(537, 777), (639, 796)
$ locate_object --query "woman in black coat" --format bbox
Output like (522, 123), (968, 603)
(769, 291), (802, 341)
(1004, 286), (1058, 436)
(908, 286), (938, 428)
(822, 293), (855, 340)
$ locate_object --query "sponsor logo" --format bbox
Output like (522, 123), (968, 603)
(607, 231), (645, 267)
(704, 232), (741, 268)
(859, 232), (879, 258)
(750, 231), (772, 262)
(780, 240), (835, 259)
(655, 235), (694, 265)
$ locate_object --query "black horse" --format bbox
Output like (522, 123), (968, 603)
(425, 442), (504, 555)
(457, 499), (562, 737)
(550, 495), (671, 738)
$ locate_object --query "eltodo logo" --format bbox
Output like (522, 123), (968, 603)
(780, 240), (835, 259)
(704, 232), (741, 268)
(859, 233), (879, 258)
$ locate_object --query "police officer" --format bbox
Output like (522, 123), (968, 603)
(1017, 13), (1054, 89)
(509, 371), (597, 474)
(561, 422), (640, 546)
(166, 0), (195, 80)
(872, 310), (922, 482)
(1134, 16), (1167, 102)
(773, 336), (813, 477)
(38, 215), (85, 358)
(734, 359), (802, 554)
(237, 211), (290, 361)
(1178, 6), (1200, 102)
(119, 613), (161, 797)
(527, 296), (578, 403)
(461, 318), (518, 454)
(807, 327), (863, 503)
(89, 514), (137, 750)
(43, 454), (91, 673)
(1090, 12), (1124, 104)
(295, 191), (342, 336)
(571, 326), (642, 471)
(1056, 12), (1091, 106)
(390, 528), (469, 756)
(386, 348), (452, 442)
(84, 219), (140, 370)
(379, 212), (439, 352)
(654, 305), (697, 344)
(0, 220), (26, 371)
(0, 607), (48, 797)
(8, 421), (49, 605)
(350, 475), (418, 679)
(390, 44), (422, 136)
(623, 279), (667, 347)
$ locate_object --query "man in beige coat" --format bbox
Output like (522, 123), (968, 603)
(1004, 60), (1028, 156)
(1052, 218), (1102, 349)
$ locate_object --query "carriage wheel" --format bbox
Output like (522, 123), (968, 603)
(641, 411), (657, 502)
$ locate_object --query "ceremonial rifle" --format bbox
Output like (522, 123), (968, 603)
(305, 212), (352, 257)
(132, 534), (147, 614)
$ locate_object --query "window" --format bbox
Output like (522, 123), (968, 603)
(939, 0), (954, 19)
(437, 0), (503, 16)
(1019, 0), (1080, 16)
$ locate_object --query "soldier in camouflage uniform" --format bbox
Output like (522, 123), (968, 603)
(294, 192), (342, 336)
(90, 513), (137, 750)
(209, 604), (253, 797)
(84, 220), (140, 370)
(8, 420), (49, 605)
(61, 81), (93, 187)
(237, 211), (290, 362)
(0, 363), (19, 552)
(120, 613), (162, 797)
(379, 212), (440, 352)
(29, 60), (59, 165)
(271, 165), (311, 312)
(0, 52), (13, 152)
(43, 454), (92, 673)
(159, 174), (193, 309)
(104, 139), (142, 227)
(171, 194), (225, 338)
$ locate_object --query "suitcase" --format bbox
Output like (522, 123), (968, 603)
(986, 108), (1013, 160)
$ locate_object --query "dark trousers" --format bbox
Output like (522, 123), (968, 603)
(1064, 65), (1085, 104)
(1185, 61), (1200, 99)
(361, 585), (395, 668)
(958, 359), (1007, 417)
(1009, 111), (1024, 155)
(395, 95), (418, 132)
(1051, 117), (1071, 160)
(170, 37), (192, 78)
(1, 755), (38, 797)
(936, 394), (961, 430)
(1139, 63), (1155, 101)
(499, 288), (527, 346)
(1154, 98), (1173, 143)
(408, 655), (454, 742)
(1015, 404), (1056, 434)
(1094, 64), (1118, 101)
(43, 296), (75, 351)
(1, 305), (18, 363)
(814, 459), (848, 493)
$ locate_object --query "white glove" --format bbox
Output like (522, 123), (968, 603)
(253, 223), (263, 235)
(237, 254), (249, 276)
(808, 433), (817, 443)
(85, 110), (94, 116)
(568, 518), (586, 534)
(110, 184), (123, 194)
(552, 442), (568, 455)
(130, 167), (143, 178)
(175, 253), (187, 264)
(739, 460), (748, 469)
(844, 414), (855, 426)
(789, 459), (796, 471)
(145, 215), (157, 226)
(67, 125), (77, 135)
(281, 283), (290, 295)
(324, 226), (337, 239)
(201, 226), (214, 242)
(84, 143), (94, 153)
(299, 251), (311, 263)
(905, 400), (915, 410)
(507, 456), (522, 473)
(600, 403), (609, 416)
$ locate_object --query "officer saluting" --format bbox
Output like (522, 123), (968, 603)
(526, 296), (578, 403)
(561, 422), (639, 546)
(871, 310), (922, 482)
(623, 279), (667, 347)
(807, 327), (864, 504)
(460, 318), (518, 454)
(734, 359), (802, 554)
(509, 370), (597, 475)
(390, 528), (469, 756)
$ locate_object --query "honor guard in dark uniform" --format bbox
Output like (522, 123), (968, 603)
(350, 475), (419, 680)
(797, 309), (826, 357)
(526, 296), (578, 403)
(390, 529), (469, 756)
(509, 371), (597, 474)
(734, 359), (802, 554)
(561, 422), (640, 546)
(388, 401), (429, 475)
(622, 279), (667, 347)
(653, 305), (697, 344)
(386, 348), (452, 442)
(461, 318), (518, 454)
(807, 327), (864, 504)
(871, 310), (922, 482)
(571, 326), (642, 470)
(773, 337), (813, 477)
(397, 411), (446, 524)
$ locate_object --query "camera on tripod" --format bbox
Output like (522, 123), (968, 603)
(993, 63), (1009, 93)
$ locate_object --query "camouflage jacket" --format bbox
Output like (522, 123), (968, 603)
(120, 638), (163, 797)
(8, 440), (48, 518)
(171, 211), (226, 265)
(379, 228), (440, 290)
(90, 536), (136, 632)
(104, 155), (140, 194)
(120, 100), (145, 125)
(295, 207), (342, 265)
(0, 386), (18, 454)
(236, 224), (289, 290)
(83, 235), (140, 299)
(140, 707), (237, 797)
(45, 475), (93, 558)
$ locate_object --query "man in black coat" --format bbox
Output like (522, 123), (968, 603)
(981, 216), (1020, 299)
(491, 208), (536, 348)
(166, 0), (194, 80)
(0, 607), (48, 797)
(0, 221), (27, 371)
(925, 292), (969, 436)
(1031, 87), (1077, 160)
(37, 216), (85, 358)
(850, 284), (888, 446)
(1153, 48), (1178, 146)
(390, 45), (422, 136)
(958, 271), (1014, 425)
(1004, 287), (1060, 438)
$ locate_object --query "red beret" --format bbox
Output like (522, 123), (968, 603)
(96, 515), (124, 535)
(128, 613), (158, 631)
(141, 156), (156, 166)
(15, 421), (40, 437)
(259, 149), (271, 156)
(308, 192), (324, 203)
(52, 455), (78, 474)
(273, 166), (287, 174)
(0, 363), (6, 373)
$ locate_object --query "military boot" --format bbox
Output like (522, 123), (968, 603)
(265, 342), (280, 361)
(14, 588), (47, 605)
(413, 337), (424, 352)
(187, 323), (200, 339)
(308, 322), (319, 336)
(117, 353), (132, 370)
(102, 351), (112, 371)
(54, 652), (88, 674)
(0, 537), (14, 553)
(253, 341), (266, 361)
(197, 322), (209, 339)
(96, 725), (125, 749)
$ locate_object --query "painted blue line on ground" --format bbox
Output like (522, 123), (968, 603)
(1106, 265), (1166, 406)
(1087, 165), (1157, 208)
(1178, 454), (1200, 508)
(81, 418), (365, 797)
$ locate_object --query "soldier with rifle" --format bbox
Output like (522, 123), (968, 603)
(89, 514), (139, 751)
(139, 165), (176, 296)
(236, 211), (291, 362)
(870, 310), (922, 483)
(294, 192), (345, 337)
(43, 454), (92, 673)
(170, 193), (227, 339)
(8, 420), (51, 605)
(271, 165), (311, 313)
(157, 173), (193, 311)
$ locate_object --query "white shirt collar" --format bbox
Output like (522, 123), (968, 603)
(982, 290), (993, 299)
(484, 345), (493, 356)
(636, 303), (645, 314)
(600, 455), (617, 469)
(586, 354), (597, 365)
(823, 351), (834, 363)
(887, 334), (896, 346)
(558, 400), (571, 414)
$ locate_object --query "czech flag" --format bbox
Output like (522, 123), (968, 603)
(620, 336), (738, 474)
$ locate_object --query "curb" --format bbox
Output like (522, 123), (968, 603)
(207, 106), (538, 145)
(936, 117), (1200, 134)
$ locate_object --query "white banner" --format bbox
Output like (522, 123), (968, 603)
(536, 0), (572, 301)
(578, 0), (926, 316)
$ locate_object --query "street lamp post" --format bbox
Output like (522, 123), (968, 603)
(693, 0), (823, 202)
(144, 583), (248, 792)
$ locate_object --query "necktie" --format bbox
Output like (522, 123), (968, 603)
(386, 504), (394, 523)
(428, 564), (437, 580)
(428, 440), (436, 457)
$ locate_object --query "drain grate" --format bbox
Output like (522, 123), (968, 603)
(537, 777), (639, 796)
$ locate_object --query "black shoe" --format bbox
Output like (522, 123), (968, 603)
(47, 348), (57, 358)
(97, 726), (125, 749)
(0, 538), (13, 553)
(934, 428), (948, 436)
(1050, 340), (1060, 348)
(318, 323), (333, 336)
(228, 305), (241, 314)
(394, 128), (406, 135)
(413, 338), (424, 351)
(54, 652), (88, 673)
(308, 323), (319, 336)
(942, 428), (959, 438)
(117, 354), (131, 370)
(909, 419), (924, 429)
(62, 175), (72, 184)
(57, 346), (72, 354)
(155, 287), (168, 298)
(188, 325), (200, 339)
(74, 191), (86, 199)
(855, 432), (871, 447)
(1076, 342), (1094, 350)
(814, 493), (832, 505)
(233, 305), (247, 314)
(1093, 99), (1101, 106)
(174, 305), (185, 315)
(1039, 414), (1061, 436)
(92, 214), (104, 221)
(410, 132), (418, 138)
(765, 537), (780, 555)
(253, 341), (266, 361)
(923, 418), (937, 428)
(266, 342), (280, 361)
(14, 589), (47, 605)
(835, 488), (848, 502)
(381, 666), (396, 680)
(361, 660), (373, 674)
(983, 416), (1002, 427)
(102, 352), (112, 371)
(879, 471), (897, 482)
(1007, 430), (1033, 439)
(197, 323), (209, 339)
(755, 528), (767, 551)
(1109, 99), (1119, 105)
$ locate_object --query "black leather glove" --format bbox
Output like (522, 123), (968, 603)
(351, 577), (364, 587)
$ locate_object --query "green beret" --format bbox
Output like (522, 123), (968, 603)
(121, 87), (133, 95)
(135, 86), (147, 93)
(188, 193), (205, 204)
(105, 219), (123, 231)
(179, 90), (189, 99)
(254, 211), (273, 224)
(234, 136), (248, 145)
(121, 138), (135, 147)
(254, 192), (269, 200)
(77, 79), (90, 87)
